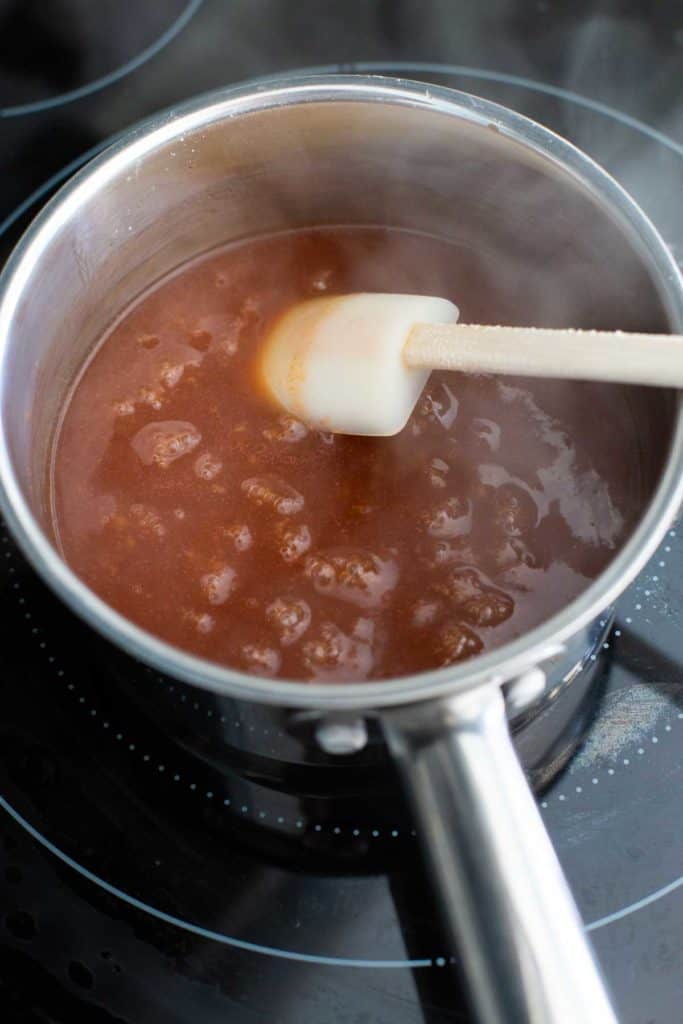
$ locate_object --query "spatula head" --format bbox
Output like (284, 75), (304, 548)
(260, 293), (459, 436)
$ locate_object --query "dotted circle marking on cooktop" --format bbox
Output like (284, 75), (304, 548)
(2, 522), (671, 838)
(3, 524), (683, 952)
(0, 0), (204, 119)
(1, 65), (683, 966)
(1, 526), (415, 840)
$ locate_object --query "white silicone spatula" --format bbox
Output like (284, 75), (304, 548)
(260, 292), (683, 436)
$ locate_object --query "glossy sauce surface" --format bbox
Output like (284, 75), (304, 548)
(51, 227), (633, 682)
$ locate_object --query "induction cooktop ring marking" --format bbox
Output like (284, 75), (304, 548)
(0, 141), (110, 240)
(28, 628), (332, 831)
(586, 875), (683, 932)
(1, 523), (677, 831)
(1, 59), (682, 246)
(246, 61), (683, 159)
(0, 0), (205, 119)
(8, 520), (408, 841)
(46, 654), (683, 819)
(68, 643), (648, 824)
(62, 652), (417, 835)
(0, 794), (436, 969)
(4, 537), (683, 946)
(1, 789), (681, 950)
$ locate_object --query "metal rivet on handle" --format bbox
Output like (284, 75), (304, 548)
(504, 668), (547, 714)
(315, 718), (369, 755)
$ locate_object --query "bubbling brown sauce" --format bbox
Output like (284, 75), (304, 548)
(51, 227), (634, 682)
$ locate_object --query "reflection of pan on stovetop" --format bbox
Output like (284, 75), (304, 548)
(1, 79), (682, 1023)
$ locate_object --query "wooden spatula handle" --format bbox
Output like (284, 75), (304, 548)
(404, 322), (683, 388)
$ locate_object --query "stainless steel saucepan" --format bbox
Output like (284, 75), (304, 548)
(0, 77), (682, 1024)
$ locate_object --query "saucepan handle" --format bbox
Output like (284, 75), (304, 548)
(381, 683), (617, 1024)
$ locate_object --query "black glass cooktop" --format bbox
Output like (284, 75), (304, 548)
(1, 3), (682, 1022)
